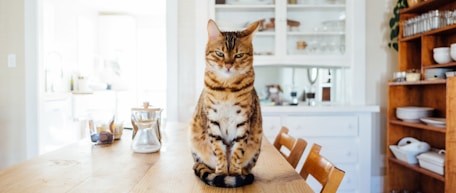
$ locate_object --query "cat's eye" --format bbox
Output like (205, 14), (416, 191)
(215, 51), (224, 57)
(235, 53), (244, 58)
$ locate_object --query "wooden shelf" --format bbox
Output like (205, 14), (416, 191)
(400, 24), (456, 42)
(388, 79), (446, 86)
(287, 4), (345, 9)
(399, 0), (454, 14)
(388, 157), (445, 182)
(214, 4), (275, 10)
(389, 119), (446, 133)
(423, 62), (456, 68)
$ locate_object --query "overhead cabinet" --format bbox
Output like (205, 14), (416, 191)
(209, 0), (355, 67)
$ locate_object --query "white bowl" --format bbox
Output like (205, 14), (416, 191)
(433, 52), (452, 64)
(396, 106), (434, 122)
(451, 50), (456, 61)
(451, 43), (456, 49)
(434, 47), (449, 53)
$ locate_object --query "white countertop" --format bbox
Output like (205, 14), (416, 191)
(261, 104), (380, 113)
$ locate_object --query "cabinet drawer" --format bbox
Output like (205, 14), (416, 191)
(301, 138), (359, 164)
(336, 164), (358, 192)
(262, 116), (282, 142)
(285, 115), (359, 137)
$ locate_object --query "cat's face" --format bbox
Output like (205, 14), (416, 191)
(205, 20), (259, 79)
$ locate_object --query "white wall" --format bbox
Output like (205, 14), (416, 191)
(366, 0), (399, 192)
(177, 0), (197, 121)
(0, 0), (32, 169)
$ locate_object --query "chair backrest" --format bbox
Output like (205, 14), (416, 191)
(273, 126), (307, 168)
(299, 143), (345, 193)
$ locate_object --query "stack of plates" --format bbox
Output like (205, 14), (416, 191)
(420, 117), (446, 128)
(396, 106), (434, 123)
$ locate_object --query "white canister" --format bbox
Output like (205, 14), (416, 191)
(77, 77), (90, 91)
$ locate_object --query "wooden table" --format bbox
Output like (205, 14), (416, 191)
(0, 123), (314, 193)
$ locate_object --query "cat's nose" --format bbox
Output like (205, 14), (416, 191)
(225, 64), (232, 70)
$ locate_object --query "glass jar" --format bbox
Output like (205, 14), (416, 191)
(88, 111), (115, 144)
(131, 102), (162, 153)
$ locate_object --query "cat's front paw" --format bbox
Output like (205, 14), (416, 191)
(215, 165), (228, 174)
(228, 165), (242, 175)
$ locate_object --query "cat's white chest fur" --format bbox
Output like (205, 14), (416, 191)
(207, 101), (244, 142)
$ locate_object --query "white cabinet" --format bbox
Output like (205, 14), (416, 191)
(208, 0), (362, 67)
(261, 106), (378, 193)
(40, 93), (80, 154)
(262, 115), (282, 140)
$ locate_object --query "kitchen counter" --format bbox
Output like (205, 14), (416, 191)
(0, 123), (314, 193)
(261, 104), (380, 113)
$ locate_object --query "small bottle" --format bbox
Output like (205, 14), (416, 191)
(70, 76), (74, 91)
(290, 91), (298, 105)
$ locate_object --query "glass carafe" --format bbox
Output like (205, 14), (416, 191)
(131, 102), (162, 153)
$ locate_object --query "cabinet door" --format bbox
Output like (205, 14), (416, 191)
(262, 115), (282, 142)
(213, 0), (276, 58)
(211, 0), (352, 67)
(285, 1), (347, 59)
(284, 115), (359, 137)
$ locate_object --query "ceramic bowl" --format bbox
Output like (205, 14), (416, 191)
(434, 47), (449, 53)
(451, 50), (456, 61)
(451, 43), (456, 50)
(433, 52), (452, 64)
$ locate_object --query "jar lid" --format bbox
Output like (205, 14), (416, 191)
(131, 102), (162, 112)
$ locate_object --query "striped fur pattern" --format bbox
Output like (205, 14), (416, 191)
(190, 19), (263, 188)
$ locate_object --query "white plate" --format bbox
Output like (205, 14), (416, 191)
(420, 117), (446, 128)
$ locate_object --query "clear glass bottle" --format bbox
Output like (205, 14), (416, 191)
(131, 102), (162, 153)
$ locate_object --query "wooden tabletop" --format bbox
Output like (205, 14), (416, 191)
(0, 123), (314, 193)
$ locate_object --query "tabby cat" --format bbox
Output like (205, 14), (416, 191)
(189, 19), (263, 188)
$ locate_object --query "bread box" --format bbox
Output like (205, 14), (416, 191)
(417, 150), (445, 175)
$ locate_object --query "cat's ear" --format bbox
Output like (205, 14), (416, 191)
(207, 19), (221, 41)
(241, 21), (260, 37)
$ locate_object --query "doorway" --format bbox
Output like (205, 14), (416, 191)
(36, 0), (173, 154)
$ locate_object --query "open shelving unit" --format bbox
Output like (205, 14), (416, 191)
(386, 0), (456, 192)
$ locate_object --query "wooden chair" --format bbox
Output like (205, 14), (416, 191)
(299, 143), (345, 193)
(273, 126), (307, 169)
